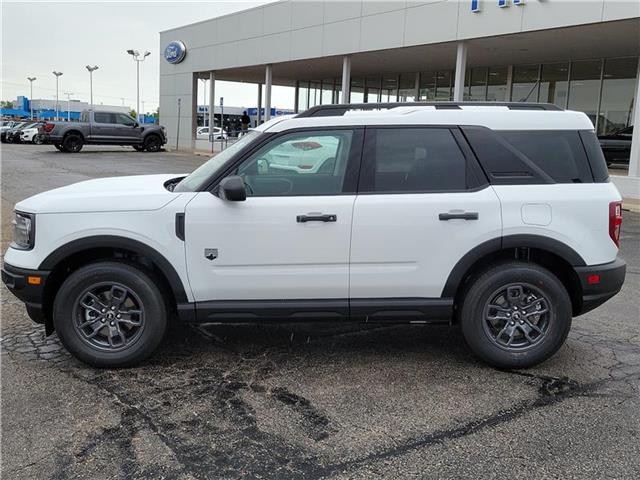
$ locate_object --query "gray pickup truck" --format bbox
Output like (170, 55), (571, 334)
(41, 110), (167, 153)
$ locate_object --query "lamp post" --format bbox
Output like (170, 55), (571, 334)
(53, 71), (63, 120)
(85, 65), (99, 109)
(126, 49), (150, 122)
(27, 77), (36, 120)
(64, 92), (73, 121)
(141, 100), (146, 123)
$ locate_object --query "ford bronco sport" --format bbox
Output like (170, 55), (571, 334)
(2, 102), (626, 368)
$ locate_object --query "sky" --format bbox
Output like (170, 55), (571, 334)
(0, 0), (295, 113)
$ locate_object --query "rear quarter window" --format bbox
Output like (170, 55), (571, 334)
(498, 130), (593, 184)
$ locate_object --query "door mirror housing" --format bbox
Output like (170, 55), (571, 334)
(219, 175), (247, 201)
(133, 122), (139, 128)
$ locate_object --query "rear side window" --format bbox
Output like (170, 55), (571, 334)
(94, 112), (115, 124)
(360, 128), (476, 193)
(498, 130), (593, 183)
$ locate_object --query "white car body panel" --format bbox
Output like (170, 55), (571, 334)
(20, 128), (38, 142)
(15, 174), (186, 214)
(494, 183), (621, 266)
(184, 192), (355, 301)
(350, 187), (502, 298)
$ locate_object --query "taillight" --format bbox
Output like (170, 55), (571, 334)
(609, 201), (623, 247)
(43, 122), (55, 133)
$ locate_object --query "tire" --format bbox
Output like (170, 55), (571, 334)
(460, 261), (572, 369)
(53, 262), (168, 368)
(33, 134), (44, 145)
(132, 145), (145, 152)
(62, 133), (83, 153)
(143, 134), (162, 152)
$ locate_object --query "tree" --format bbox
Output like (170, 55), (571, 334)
(1, 100), (14, 109)
(129, 109), (137, 119)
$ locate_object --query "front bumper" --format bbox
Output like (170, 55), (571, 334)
(574, 257), (626, 315)
(1, 263), (50, 324)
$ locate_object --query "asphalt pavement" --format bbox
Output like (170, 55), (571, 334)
(1, 143), (639, 480)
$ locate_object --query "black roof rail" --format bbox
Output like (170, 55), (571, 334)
(296, 102), (563, 118)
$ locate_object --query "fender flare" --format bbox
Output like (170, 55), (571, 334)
(39, 235), (189, 303)
(442, 234), (586, 298)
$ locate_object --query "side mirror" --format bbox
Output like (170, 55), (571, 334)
(133, 122), (139, 128)
(219, 175), (246, 201)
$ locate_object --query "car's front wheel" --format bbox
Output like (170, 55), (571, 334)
(460, 261), (572, 369)
(53, 262), (167, 368)
(143, 134), (162, 152)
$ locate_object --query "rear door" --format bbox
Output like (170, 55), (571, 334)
(91, 112), (119, 142)
(349, 126), (502, 310)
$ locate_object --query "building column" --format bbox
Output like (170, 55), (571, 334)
(505, 65), (514, 101)
(414, 72), (421, 101)
(257, 84), (262, 126)
(628, 60), (640, 178)
(453, 41), (468, 102)
(341, 56), (351, 104)
(208, 72), (215, 131)
(264, 65), (272, 121)
(294, 81), (300, 113)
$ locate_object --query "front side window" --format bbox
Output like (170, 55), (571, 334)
(235, 130), (354, 197)
(117, 114), (136, 126)
(360, 128), (470, 193)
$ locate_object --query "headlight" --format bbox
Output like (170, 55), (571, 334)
(12, 211), (35, 250)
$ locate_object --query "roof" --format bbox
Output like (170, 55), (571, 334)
(257, 104), (595, 133)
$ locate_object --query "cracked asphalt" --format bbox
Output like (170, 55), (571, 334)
(1, 143), (639, 480)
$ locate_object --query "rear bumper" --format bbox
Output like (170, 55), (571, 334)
(574, 257), (626, 315)
(1, 263), (50, 324)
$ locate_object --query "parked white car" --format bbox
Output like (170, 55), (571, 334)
(197, 126), (227, 140)
(2, 102), (626, 368)
(20, 125), (44, 144)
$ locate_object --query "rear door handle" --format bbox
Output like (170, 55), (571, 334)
(296, 214), (337, 223)
(439, 212), (479, 221)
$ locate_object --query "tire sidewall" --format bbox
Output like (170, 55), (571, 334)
(461, 262), (572, 369)
(143, 134), (161, 152)
(63, 134), (83, 153)
(53, 262), (167, 368)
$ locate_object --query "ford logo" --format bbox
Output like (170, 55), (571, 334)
(164, 41), (187, 64)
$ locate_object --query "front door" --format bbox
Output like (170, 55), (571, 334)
(184, 128), (362, 316)
(113, 113), (142, 144)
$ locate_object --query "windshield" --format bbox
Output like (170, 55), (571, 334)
(174, 130), (263, 192)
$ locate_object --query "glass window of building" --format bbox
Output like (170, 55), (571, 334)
(598, 57), (639, 135)
(419, 71), (437, 100)
(298, 81), (309, 111)
(568, 60), (603, 126)
(487, 66), (508, 101)
(539, 63), (569, 107)
(333, 79), (342, 104)
(435, 71), (453, 101)
(308, 81), (321, 108)
(365, 76), (381, 103)
(511, 64), (540, 102)
(398, 74), (417, 102)
(381, 75), (399, 102)
(321, 80), (334, 105)
(469, 67), (488, 101)
(351, 78), (365, 103)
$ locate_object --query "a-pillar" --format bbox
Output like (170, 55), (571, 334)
(453, 41), (467, 102)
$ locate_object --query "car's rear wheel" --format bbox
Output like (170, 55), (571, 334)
(62, 133), (83, 153)
(460, 261), (572, 369)
(53, 262), (167, 368)
(143, 134), (162, 152)
(33, 134), (45, 145)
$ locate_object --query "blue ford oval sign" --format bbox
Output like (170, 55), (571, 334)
(164, 41), (187, 64)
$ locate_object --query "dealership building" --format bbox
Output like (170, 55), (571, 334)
(159, 0), (640, 199)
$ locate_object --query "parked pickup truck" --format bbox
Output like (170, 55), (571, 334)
(40, 110), (167, 153)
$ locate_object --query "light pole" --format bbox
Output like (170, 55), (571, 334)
(27, 77), (36, 120)
(85, 65), (99, 109)
(64, 92), (73, 121)
(53, 71), (63, 120)
(141, 100), (146, 123)
(126, 49), (150, 122)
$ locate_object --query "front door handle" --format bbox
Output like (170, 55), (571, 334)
(439, 212), (479, 221)
(296, 214), (337, 223)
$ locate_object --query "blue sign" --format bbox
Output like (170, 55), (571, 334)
(164, 41), (187, 64)
(473, 0), (525, 12)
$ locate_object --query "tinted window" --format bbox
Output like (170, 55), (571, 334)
(116, 114), (136, 126)
(236, 130), (354, 196)
(94, 112), (115, 124)
(361, 128), (469, 193)
(499, 130), (593, 183)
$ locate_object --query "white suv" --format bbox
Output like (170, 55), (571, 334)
(2, 103), (626, 368)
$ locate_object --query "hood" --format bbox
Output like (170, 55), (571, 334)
(16, 174), (187, 214)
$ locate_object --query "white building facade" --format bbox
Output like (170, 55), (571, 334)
(159, 0), (640, 199)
